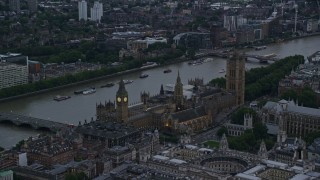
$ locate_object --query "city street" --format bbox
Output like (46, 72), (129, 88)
(192, 107), (238, 145)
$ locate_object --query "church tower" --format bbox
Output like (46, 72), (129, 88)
(277, 115), (287, 145)
(226, 51), (245, 106)
(174, 71), (184, 111)
(219, 133), (229, 152)
(258, 140), (268, 159)
(116, 79), (128, 123)
(243, 113), (253, 129)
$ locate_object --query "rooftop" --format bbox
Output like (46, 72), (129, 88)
(171, 106), (207, 123)
(262, 160), (288, 168)
(0, 170), (13, 177)
(153, 155), (169, 161)
(198, 148), (213, 153)
(185, 144), (198, 150)
(0, 53), (22, 58)
(168, 159), (187, 165)
(263, 100), (320, 117)
(289, 174), (310, 180)
(76, 121), (139, 139)
(26, 136), (73, 155)
(235, 173), (261, 180)
(243, 165), (266, 175)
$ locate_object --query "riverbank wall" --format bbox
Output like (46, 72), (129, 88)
(0, 57), (189, 103)
(1, 34), (319, 103)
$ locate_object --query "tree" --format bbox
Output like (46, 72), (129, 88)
(217, 126), (228, 137)
(227, 124), (275, 153)
(244, 55), (303, 101)
(281, 89), (298, 101)
(241, 130), (256, 151)
(298, 87), (318, 108)
(231, 107), (256, 125)
(65, 172), (88, 180)
(13, 140), (25, 151)
(253, 123), (268, 140)
(186, 48), (196, 59)
(304, 131), (320, 145)
(209, 77), (226, 88)
(265, 138), (275, 150)
(145, 42), (170, 52)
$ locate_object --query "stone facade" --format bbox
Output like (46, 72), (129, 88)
(76, 121), (141, 149)
(96, 73), (238, 134)
(258, 168), (295, 180)
(24, 136), (75, 167)
(226, 51), (245, 106)
(116, 79), (129, 123)
(226, 113), (253, 136)
(96, 100), (116, 121)
(174, 71), (184, 111)
(167, 106), (211, 134)
(260, 99), (320, 138)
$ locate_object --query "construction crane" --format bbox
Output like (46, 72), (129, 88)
(317, 0), (320, 23)
(294, 1), (298, 33)
(281, 0), (284, 17)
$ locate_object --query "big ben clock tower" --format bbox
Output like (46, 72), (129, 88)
(116, 79), (128, 123)
(174, 71), (184, 111)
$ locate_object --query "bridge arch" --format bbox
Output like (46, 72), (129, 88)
(18, 123), (34, 129)
(0, 119), (16, 125)
(0, 112), (67, 132)
(36, 126), (51, 131)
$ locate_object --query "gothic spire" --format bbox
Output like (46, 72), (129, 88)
(258, 140), (268, 159)
(176, 70), (181, 84)
(117, 78), (128, 96)
(219, 133), (229, 152)
(160, 84), (164, 95)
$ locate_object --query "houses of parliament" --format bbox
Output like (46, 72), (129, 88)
(94, 51), (246, 134)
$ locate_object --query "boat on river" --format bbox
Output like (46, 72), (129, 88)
(163, 69), (172, 73)
(139, 74), (149, 78)
(82, 88), (96, 95)
(219, 69), (225, 73)
(101, 82), (115, 88)
(74, 89), (84, 94)
(118, 80), (133, 84)
(54, 95), (71, 101)
(141, 62), (158, 68)
(124, 80), (133, 84)
(255, 46), (267, 50)
(261, 53), (277, 58)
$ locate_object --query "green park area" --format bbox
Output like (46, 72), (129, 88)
(203, 140), (219, 149)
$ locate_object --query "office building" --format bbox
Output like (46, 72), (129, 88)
(90, 1), (103, 23)
(78, 0), (87, 21)
(9, 0), (20, 13)
(28, 0), (37, 13)
(0, 53), (28, 89)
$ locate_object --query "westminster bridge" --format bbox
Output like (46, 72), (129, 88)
(196, 50), (279, 62)
(0, 112), (68, 132)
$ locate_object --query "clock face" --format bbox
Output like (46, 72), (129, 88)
(117, 97), (121, 102)
(124, 97), (128, 102)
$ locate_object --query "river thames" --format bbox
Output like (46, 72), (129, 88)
(0, 35), (320, 148)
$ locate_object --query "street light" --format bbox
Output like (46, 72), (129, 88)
(78, 59), (82, 71)
(61, 62), (65, 75)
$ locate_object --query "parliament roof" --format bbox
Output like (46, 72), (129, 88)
(171, 106), (207, 123)
(263, 100), (320, 117)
